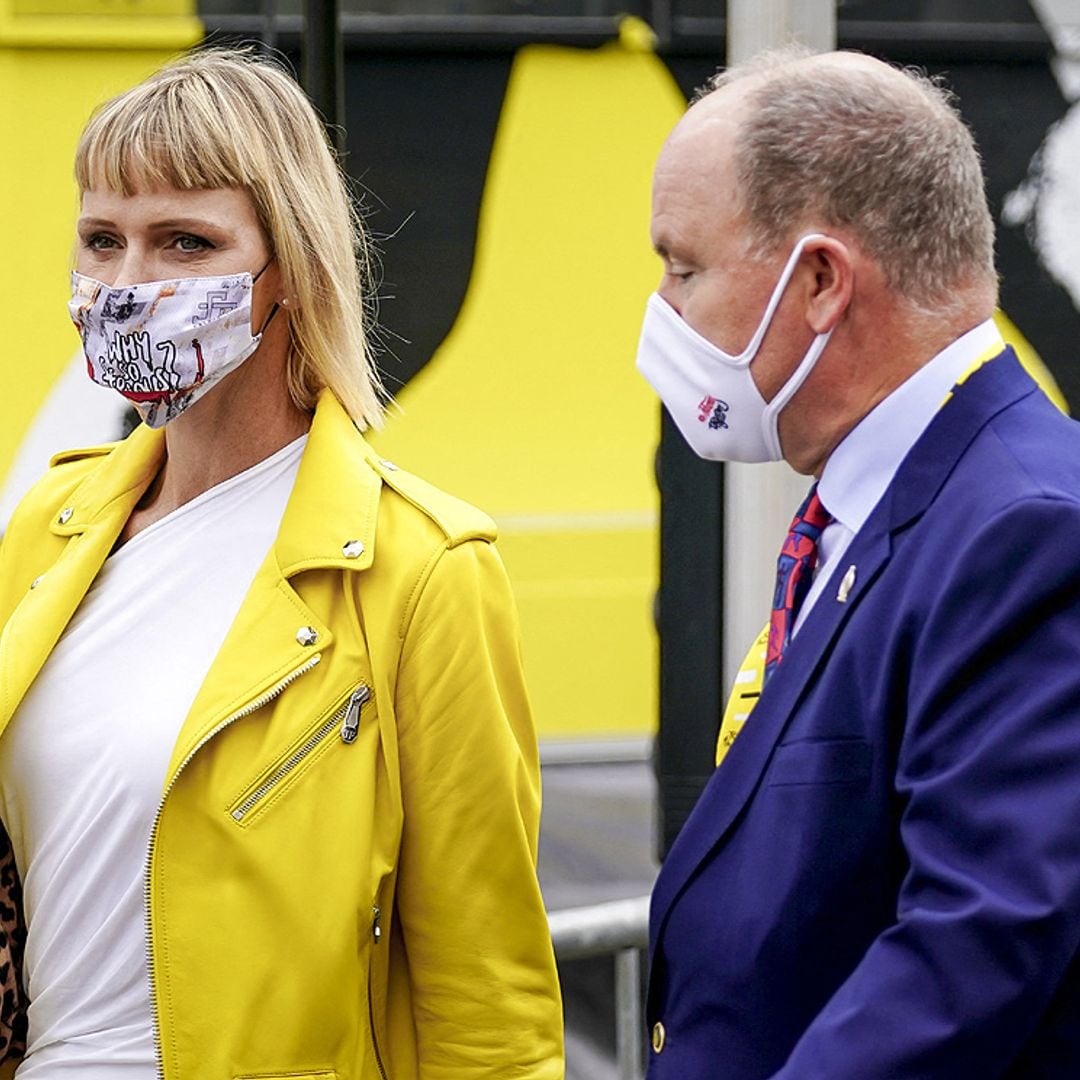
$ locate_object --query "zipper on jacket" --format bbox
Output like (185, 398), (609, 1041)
(230, 684), (371, 822)
(368, 917), (390, 1080)
(144, 653), (322, 1080)
(340, 685), (371, 744)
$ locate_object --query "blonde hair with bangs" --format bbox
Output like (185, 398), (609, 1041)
(75, 47), (385, 430)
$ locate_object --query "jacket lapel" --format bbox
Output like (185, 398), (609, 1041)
(650, 522), (893, 936)
(651, 348), (1039, 939)
(0, 426), (164, 737)
(0, 389), (383, 775)
(164, 389), (383, 778)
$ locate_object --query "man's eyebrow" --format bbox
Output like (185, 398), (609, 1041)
(653, 241), (670, 259)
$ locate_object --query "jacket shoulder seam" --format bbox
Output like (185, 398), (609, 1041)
(370, 459), (496, 547)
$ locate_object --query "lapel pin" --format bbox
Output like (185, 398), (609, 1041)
(836, 564), (857, 603)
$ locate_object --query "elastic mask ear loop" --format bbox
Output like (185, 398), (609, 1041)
(252, 256), (280, 335)
(728, 233), (827, 366)
(758, 235), (838, 458)
(257, 302), (281, 336)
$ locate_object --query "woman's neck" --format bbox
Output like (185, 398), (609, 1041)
(122, 342), (312, 542)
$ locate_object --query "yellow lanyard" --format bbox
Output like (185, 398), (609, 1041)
(716, 623), (769, 765)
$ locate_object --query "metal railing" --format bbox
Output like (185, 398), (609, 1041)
(549, 894), (651, 1080)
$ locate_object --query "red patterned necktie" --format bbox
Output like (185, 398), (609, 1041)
(764, 485), (832, 685)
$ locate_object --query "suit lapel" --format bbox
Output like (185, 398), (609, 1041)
(651, 523), (892, 935)
(651, 349), (1039, 939)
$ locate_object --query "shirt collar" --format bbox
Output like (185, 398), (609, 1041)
(817, 318), (1005, 535)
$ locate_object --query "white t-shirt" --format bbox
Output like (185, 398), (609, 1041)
(0, 434), (306, 1077)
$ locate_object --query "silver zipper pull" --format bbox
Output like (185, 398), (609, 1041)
(341, 685), (371, 743)
(373, 904), (382, 944)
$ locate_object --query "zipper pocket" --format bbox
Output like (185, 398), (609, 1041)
(148, 653), (323, 1078)
(230, 684), (371, 823)
(368, 906), (389, 1080)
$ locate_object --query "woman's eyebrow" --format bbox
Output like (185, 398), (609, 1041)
(76, 216), (230, 231)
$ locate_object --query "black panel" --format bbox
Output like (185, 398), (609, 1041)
(253, 45), (511, 391)
(341, 51), (512, 391)
(663, 1), (1050, 60)
(938, 62), (1080, 410)
(202, 0), (1050, 58)
(656, 409), (725, 857)
(834, 0), (1038, 21)
(206, 14), (635, 50)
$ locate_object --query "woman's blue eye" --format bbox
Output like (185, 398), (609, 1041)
(174, 234), (212, 252)
(84, 234), (117, 251)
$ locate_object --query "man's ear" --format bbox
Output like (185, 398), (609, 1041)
(803, 236), (854, 334)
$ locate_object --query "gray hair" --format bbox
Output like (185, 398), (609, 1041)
(696, 50), (998, 311)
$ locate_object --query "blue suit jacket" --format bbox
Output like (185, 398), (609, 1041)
(648, 351), (1080, 1079)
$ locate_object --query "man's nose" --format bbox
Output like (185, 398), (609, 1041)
(657, 277), (683, 315)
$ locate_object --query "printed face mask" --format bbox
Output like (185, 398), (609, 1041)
(68, 265), (278, 429)
(635, 233), (833, 463)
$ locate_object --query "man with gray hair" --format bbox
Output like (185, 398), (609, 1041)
(638, 49), (1080, 1078)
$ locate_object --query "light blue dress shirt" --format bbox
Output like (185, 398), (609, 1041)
(795, 318), (1005, 632)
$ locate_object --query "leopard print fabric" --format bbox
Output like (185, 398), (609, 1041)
(0, 824), (27, 1059)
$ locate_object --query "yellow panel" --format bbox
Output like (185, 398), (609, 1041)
(498, 525), (658, 738)
(13, 0), (189, 17)
(0, 16), (201, 47)
(994, 308), (1069, 414)
(0, 20), (199, 483)
(371, 23), (684, 739)
(0, 0), (199, 45)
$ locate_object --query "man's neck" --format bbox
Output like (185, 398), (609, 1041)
(785, 295), (997, 478)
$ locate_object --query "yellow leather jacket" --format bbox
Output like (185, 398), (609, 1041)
(0, 390), (564, 1079)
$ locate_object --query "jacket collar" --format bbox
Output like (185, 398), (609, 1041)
(47, 422), (165, 539)
(274, 388), (379, 576)
(48, 388), (380, 576)
(1, 425), (167, 740)
(1, 389), (381, 744)
(651, 348), (1037, 943)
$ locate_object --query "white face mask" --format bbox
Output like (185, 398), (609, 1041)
(635, 233), (833, 463)
(68, 266), (278, 429)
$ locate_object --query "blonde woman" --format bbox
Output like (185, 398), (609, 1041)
(0, 49), (563, 1078)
